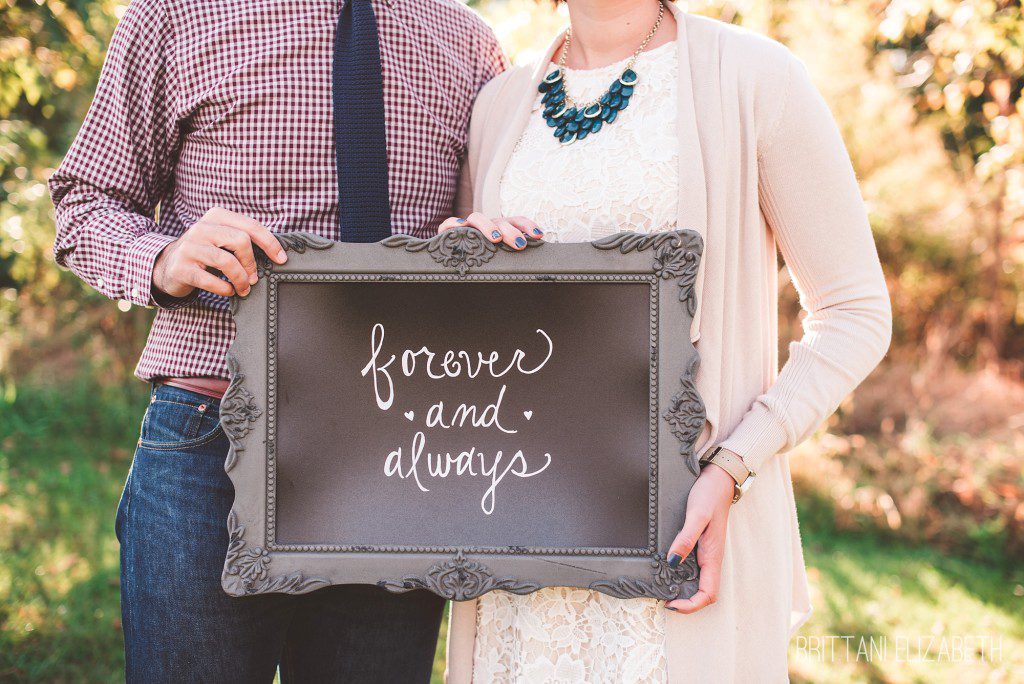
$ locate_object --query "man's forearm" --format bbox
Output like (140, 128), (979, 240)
(50, 181), (185, 309)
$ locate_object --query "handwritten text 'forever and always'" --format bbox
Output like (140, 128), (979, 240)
(360, 323), (553, 515)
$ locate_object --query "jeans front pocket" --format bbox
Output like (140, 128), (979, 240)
(139, 385), (224, 451)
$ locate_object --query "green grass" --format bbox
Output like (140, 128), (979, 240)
(2, 383), (1021, 683)
(791, 522), (1023, 683)
(0, 381), (145, 683)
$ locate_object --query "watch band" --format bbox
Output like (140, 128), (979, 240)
(707, 447), (749, 484)
(704, 446), (756, 503)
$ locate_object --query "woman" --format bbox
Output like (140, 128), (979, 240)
(443, 0), (892, 681)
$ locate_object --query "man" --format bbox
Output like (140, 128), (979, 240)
(49, 0), (506, 680)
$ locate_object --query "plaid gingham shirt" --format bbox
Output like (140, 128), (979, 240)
(50, 0), (507, 380)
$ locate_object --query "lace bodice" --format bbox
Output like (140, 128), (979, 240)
(474, 42), (678, 683)
(498, 41), (679, 241)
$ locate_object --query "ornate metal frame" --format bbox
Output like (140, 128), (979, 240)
(221, 227), (705, 601)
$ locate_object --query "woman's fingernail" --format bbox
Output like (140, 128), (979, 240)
(492, 230), (502, 239)
(457, 218), (468, 224)
(276, 250), (287, 262)
(532, 228), (543, 236)
(666, 606), (679, 612)
(249, 273), (258, 285)
(514, 237), (526, 248)
(667, 553), (682, 568)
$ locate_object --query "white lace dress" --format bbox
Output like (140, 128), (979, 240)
(472, 42), (678, 683)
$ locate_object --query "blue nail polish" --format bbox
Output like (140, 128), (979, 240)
(533, 228), (543, 236)
(514, 237), (526, 248)
(492, 230), (501, 239)
(457, 218), (467, 224)
(666, 606), (678, 612)
(667, 553), (682, 568)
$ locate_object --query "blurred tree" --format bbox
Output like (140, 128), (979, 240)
(871, 0), (1024, 368)
(1, 0), (152, 383)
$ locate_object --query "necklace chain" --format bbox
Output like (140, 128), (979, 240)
(556, 0), (666, 111)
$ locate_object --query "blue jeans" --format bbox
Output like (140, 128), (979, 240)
(116, 384), (445, 683)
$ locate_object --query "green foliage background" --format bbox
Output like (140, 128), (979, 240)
(2, 1), (1023, 681)
(1, 0), (151, 384)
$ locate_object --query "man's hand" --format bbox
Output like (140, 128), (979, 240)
(664, 459), (737, 614)
(153, 207), (288, 299)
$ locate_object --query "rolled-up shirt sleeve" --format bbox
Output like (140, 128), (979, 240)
(49, 0), (192, 309)
(718, 52), (893, 474)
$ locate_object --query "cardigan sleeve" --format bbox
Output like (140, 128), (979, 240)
(717, 52), (892, 475)
(455, 66), (525, 216)
(455, 82), (491, 217)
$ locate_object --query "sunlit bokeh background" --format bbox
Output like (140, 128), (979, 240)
(2, 1), (1022, 681)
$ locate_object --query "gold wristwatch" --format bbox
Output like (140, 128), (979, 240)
(702, 446), (756, 503)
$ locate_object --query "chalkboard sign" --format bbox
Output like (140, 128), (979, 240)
(221, 227), (705, 602)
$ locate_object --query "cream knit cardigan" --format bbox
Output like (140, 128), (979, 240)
(448, 5), (892, 682)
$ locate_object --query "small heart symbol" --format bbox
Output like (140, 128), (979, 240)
(404, 410), (415, 421)
(523, 410), (533, 420)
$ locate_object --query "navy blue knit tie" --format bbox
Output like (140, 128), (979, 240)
(333, 0), (391, 242)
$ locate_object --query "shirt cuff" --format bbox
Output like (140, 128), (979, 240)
(716, 402), (793, 475)
(124, 232), (198, 310)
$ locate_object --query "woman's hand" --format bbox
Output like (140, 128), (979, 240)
(664, 459), (737, 614)
(439, 213), (544, 250)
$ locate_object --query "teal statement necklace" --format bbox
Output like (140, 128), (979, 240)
(539, 0), (665, 145)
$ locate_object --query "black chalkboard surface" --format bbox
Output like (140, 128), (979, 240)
(221, 228), (705, 602)
(275, 280), (652, 550)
